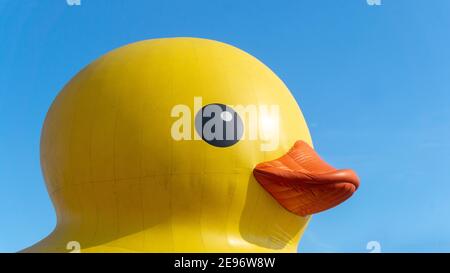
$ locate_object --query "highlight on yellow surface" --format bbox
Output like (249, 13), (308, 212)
(23, 37), (314, 253)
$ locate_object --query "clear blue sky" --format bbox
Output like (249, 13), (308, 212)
(1, 0), (450, 253)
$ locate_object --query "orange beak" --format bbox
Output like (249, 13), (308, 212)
(253, 141), (360, 217)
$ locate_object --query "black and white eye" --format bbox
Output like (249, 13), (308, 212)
(195, 103), (243, 147)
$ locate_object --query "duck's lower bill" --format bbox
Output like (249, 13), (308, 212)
(253, 141), (360, 217)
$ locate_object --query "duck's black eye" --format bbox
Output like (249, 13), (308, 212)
(195, 103), (243, 147)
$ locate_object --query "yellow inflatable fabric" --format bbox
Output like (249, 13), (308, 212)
(24, 37), (315, 253)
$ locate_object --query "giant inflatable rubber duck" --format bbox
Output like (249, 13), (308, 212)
(23, 38), (359, 253)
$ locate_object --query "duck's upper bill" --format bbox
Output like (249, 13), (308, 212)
(253, 141), (360, 217)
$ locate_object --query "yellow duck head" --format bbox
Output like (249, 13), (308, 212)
(24, 38), (359, 253)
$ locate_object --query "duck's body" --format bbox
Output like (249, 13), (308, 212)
(24, 38), (358, 253)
